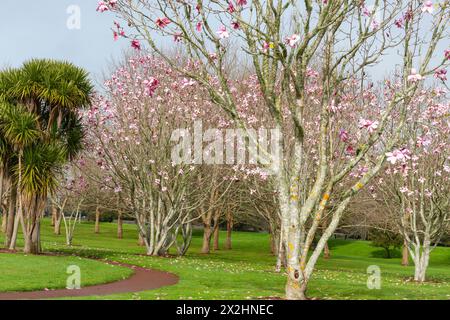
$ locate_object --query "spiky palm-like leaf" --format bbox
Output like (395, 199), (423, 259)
(20, 59), (93, 111)
(61, 111), (85, 161)
(17, 142), (66, 197)
(0, 103), (40, 149)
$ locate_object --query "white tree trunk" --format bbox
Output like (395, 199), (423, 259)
(413, 244), (430, 282)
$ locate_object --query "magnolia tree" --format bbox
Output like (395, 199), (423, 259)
(377, 88), (449, 282)
(83, 57), (209, 255)
(71, 156), (126, 236)
(50, 168), (88, 246)
(83, 55), (268, 255)
(97, 0), (450, 298)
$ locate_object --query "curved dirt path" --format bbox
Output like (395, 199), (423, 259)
(0, 257), (179, 300)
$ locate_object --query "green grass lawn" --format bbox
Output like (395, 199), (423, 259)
(0, 252), (132, 292)
(0, 218), (449, 299)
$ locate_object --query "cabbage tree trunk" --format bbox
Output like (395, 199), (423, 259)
(1, 212), (6, 233)
(4, 188), (16, 248)
(24, 220), (41, 254)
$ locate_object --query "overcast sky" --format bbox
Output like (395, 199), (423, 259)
(1, 1), (447, 88)
(0, 0), (129, 87)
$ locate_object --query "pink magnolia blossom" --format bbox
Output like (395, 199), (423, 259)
(362, 6), (371, 17)
(407, 68), (423, 82)
(109, 0), (117, 8)
(394, 18), (403, 28)
(196, 21), (203, 32)
(306, 68), (319, 78)
(143, 77), (159, 97)
(345, 145), (355, 155)
(131, 39), (141, 50)
(386, 148), (411, 165)
(417, 136), (431, 147)
(227, 1), (236, 13)
(217, 25), (230, 39)
(96, 1), (109, 12)
(371, 19), (379, 30)
(403, 10), (413, 22)
(236, 0), (248, 6)
(339, 129), (349, 142)
(156, 17), (171, 28)
(434, 69), (447, 81)
(358, 119), (379, 133)
(231, 21), (240, 30)
(262, 42), (271, 53)
(285, 34), (300, 48)
(445, 49), (450, 60)
(422, 1), (434, 14)
(113, 21), (125, 40)
(209, 52), (218, 60)
(399, 186), (409, 193)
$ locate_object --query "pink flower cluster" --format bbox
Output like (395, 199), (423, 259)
(358, 119), (379, 134)
(285, 34), (300, 48)
(156, 17), (171, 28)
(407, 68), (423, 82)
(386, 148), (411, 165)
(143, 77), (159, 97)
(217, 25), (230, 39)
(96, 0), (116, 13)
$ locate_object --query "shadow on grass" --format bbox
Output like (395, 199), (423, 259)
(370, 248), (402, 259)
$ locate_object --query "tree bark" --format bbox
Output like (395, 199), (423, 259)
(275, 241), (286, 272)
(285, 278), (308, 300)
(401, 240), (409, 266)
(54, 208), (62, 235)
(413, 243), (430, 282)
(138, 234), (145, 246)
(201, 223), (212, 254)
(117, 210), (123, 239)
(269, 224), (276, 254)
(1, 212), (6, 234)
(24, 219), (41, 254)
(213, 226), (219, 250)
(23, 228), (41, 254)
(285, 226), (307, 300)
(322, 221), (330, 259)
(323, 241), (330, 259)
(4, 189), (17, 248)
(9, 207), (21, 250)
(212, 212), (220, 250)
(225, 213), (233, 250)
(51, 205), (57, 227)
(94, 206), (100, 234)
(0, 169), (7, 234)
